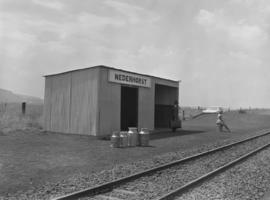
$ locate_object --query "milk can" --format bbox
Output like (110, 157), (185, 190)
(127, 130), (132, 147)
(120, 131), (128, 148)
(128, 127), (138, 147)
(139, 128), (150, 146)
(110, 131), (120, 148)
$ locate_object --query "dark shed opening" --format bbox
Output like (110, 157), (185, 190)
(121, 86), (138, 131)
(154, 84), (178, 128)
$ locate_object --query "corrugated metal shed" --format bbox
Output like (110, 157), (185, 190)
(44, 65), (180, 136)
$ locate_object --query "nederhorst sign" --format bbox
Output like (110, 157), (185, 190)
(108, 70), (151, 88)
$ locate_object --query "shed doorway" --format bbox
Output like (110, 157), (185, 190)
(154, 84), (178, 128)
(121, 86), (138, 131)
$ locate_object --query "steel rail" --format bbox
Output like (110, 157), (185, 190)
(155, 142), (270, 200)
(52, 129), (270, 200)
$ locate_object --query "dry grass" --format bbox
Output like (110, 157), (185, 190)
(0, 108), (270, 196)
(0, 103), (43, 134)
(181, 106), (203, 120)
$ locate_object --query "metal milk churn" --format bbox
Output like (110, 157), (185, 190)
(139, 128), (150, 146)
(127, 129), (132, 147)
(110, 131), (120, 148)
(128, 127), (138, 147)
(120, 131), (128, 148)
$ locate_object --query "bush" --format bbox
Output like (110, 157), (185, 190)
(239, 109), (247, 114)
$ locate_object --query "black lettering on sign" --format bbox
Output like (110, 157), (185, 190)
(142, 79), (146, 85)
(112, 72), (149, 87)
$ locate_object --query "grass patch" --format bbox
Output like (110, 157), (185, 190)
(0, 103), (43, 133)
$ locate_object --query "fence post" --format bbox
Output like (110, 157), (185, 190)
(22, 102), (26, 115)
(182, 110), (185, 120)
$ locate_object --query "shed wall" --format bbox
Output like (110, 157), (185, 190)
(44, 66), (179, 136)
(70, 69), (99, 135)
(98, 67), (121, 135)
(138, 86), (155, 130)
(50, 73), (71, 133)
(43, 77), (52, 130)
(97, 68), (178, 133)
(44, 68), (99, 135)
(155, 78), (179, 88)
(155, 85), (178, 105)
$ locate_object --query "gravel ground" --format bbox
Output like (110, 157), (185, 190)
(83, 134), (270, 200)
(2, 131), (269, 200)
(176, 147), (270, 200)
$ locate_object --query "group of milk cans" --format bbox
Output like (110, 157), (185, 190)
(111, 127), (150, 148)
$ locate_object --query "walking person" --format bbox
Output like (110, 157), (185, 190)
(216, 110), (231, 132)
(172, 100), (179, 121)
(171, 100), (181, 132)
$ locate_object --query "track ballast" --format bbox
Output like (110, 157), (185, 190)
(52, 129), (270, 200)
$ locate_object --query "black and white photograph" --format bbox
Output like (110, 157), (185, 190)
(1, 0), (270, 199)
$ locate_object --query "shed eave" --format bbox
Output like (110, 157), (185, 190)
(43, 65), (180, 84)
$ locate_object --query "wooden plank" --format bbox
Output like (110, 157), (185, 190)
(70, 68), (99, 135)
(50, 73), (71, 133)
(138, 86), (155, 130)
(98, 67), (121, 136)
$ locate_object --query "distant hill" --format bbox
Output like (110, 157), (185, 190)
(0, 88), (43, 104)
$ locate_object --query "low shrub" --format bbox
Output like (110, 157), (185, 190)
(239, 109), (247, 114)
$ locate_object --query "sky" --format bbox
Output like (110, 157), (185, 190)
(0, 0), (270, 108)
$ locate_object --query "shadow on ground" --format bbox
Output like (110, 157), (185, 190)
(150, 129), (205, 140)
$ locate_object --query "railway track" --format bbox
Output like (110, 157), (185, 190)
(52, 129), (270, 200)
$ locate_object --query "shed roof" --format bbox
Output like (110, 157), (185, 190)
(44, 65), (180, 83)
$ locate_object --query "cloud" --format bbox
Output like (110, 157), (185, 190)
(0, 21), (37, 60)
(196, 9), (269, 49)
(1, 0), (270, 107)
(228, 24), (268, 48)
(77, 12), (125, 28)
(229, 51), (262, 66)
(229, 0), (270, 26)
(104, 0), (160, 24)
(196, 9), (215, 27)
(32, 0), (65, 10)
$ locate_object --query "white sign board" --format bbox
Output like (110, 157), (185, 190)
(108, 70), (151, 88)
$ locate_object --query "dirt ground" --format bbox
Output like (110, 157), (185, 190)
(0, 110), (270, 196)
